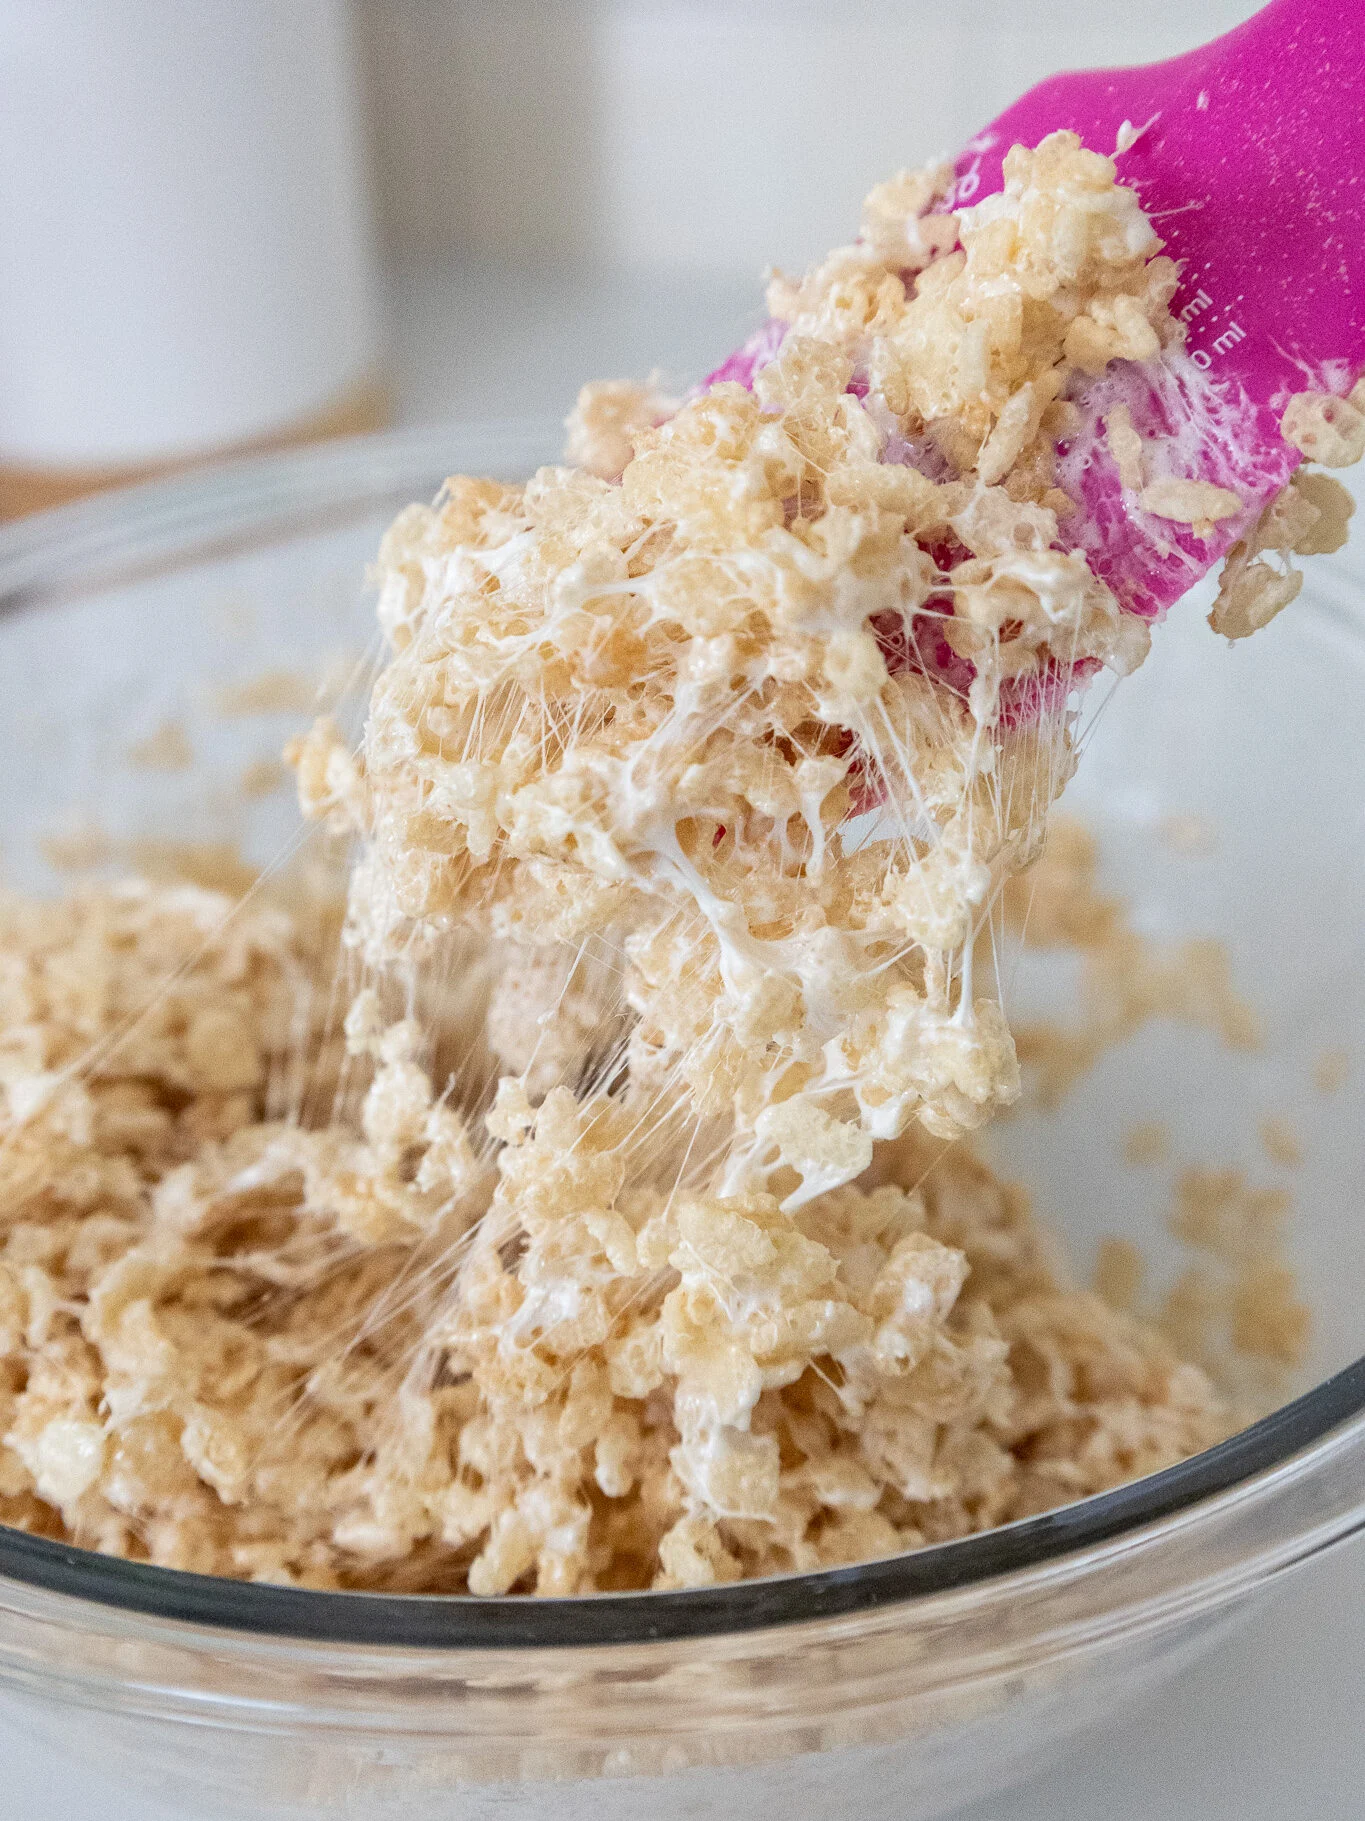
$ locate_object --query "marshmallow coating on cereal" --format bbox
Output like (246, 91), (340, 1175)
(329, 136), (1179, 1207)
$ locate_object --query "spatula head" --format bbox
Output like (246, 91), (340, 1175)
(954, 0), (1365, 616)
(706, 0), (1365, 625)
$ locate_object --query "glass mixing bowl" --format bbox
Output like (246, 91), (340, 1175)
(0, 425), (1362, 1821)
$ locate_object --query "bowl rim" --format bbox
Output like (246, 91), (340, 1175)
(0, 1359), (1362, 1648)
(1, 427), (1362, 1650)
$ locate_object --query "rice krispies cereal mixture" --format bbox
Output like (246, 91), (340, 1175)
(0, 133), (1356, 1593)
(0, 878), (1226, 1589)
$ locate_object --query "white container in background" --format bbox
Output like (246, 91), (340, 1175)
(0, 0), (381, 512)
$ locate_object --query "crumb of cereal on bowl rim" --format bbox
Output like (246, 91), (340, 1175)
(125, 839), (262, 897)
(215, 670), (317, 717)
(1259, 1116), (1303, 1168)
(1170, 1167), (1289, 1261)
(1159, 1267), (1225, 1376)
(1122, 1121), (1170, 1167)
(1093, 1237), (1145, 1312)
(1001, 817), (1120, 949)
(1161, 1166), (1308, 1404)
(126, 719), (194, 772)
(1230, 1261), (1311, 1367)
(1007, 827), (1262, 1107)
(39, 820), (114, 873)
(239, 757), (289, 800)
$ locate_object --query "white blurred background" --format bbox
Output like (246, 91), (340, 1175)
(353, 0), (1265, 435)
(0, 0), (1266, 511)
(355, 0), (1261, 278)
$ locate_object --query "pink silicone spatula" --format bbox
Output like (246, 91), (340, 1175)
(709, 0), (1365, 626)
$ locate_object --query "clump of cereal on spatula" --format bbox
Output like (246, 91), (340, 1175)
(323, 0), (1362, 1216)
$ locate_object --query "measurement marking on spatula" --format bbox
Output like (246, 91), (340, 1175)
(1179, 288), (1213, 323)
(1189, 314), (1246, 367)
